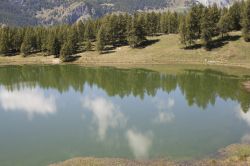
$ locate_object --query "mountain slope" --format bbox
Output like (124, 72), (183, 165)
(0, 0), (238, 26)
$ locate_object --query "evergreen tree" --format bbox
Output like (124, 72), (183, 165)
(229, 1), (242, 30)
(68, 26), (79, 54)
(12, 28), (24, 52)
(47, 32), (61, 57)
(60, 42), (72, 62)
(85, 40), (92, 51)
(185, 14), (196, 46)
(96, 25), (106, 53)
(0, 27), (11, 55)
(201, 8), (214, 49)
(160, 13), (169, 34)
(127, 18), (146, 48)
(242, 0), (250, 42)
(76, 21), (85, 43)
(168, 12), (179, 34)
(209, 4), (221, 36)
(217, 12), (231, 38)
(179, 17), (188, 47)
(188, 4), (204, 39)
(21, 29), (34, 56)
(84, 20), (95, 41)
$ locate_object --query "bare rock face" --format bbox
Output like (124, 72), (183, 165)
(196, 0), (237, 7)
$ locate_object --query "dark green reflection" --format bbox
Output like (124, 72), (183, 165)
(0, 65), (249, 112)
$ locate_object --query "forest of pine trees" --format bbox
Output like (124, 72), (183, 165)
(0, 0), (249, 61)
(179, 0), (250, 49)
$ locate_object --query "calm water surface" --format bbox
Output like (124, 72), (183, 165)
(0, 65), (250, 166)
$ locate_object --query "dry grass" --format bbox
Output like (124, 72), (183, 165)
(74, 31), (250, 69)
(0, 31), (249, 69)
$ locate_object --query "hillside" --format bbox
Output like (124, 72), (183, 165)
(0, 0), (237, 26)
(0, 32), (249, 69)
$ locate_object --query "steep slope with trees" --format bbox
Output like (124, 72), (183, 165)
(0, 0), (239, 26)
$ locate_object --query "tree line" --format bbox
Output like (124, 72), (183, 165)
(179, 0), (250, 49)
(0, 0), (249, 61)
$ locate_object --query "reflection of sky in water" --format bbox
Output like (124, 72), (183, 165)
(0, 83), (250, 166)
(82, 96), (127, 140)
(236, 106), (250, 143)
(0, 86), (57, 120)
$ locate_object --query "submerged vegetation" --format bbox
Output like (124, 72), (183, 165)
(0, 1), (249, 62)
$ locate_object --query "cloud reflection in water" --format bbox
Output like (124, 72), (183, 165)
(126, 129), (153, 159)
(82, 96), (126, 140)
(0, 88), (57, 119)
(153, 97), (175, 124)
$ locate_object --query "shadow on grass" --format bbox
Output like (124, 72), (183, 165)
(209, 35), (241, 50)
(184, 44), (202, 50)
(184, 35), (241, 51)
(138, 39), (160, 49)
(64, 55), (81, 62)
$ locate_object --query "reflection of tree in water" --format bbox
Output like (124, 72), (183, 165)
(0, 65), (249, 112)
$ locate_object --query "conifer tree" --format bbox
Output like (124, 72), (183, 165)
(217, 12), (231, 38)
(96, 25), (106, 53)
(242, 0), (250, 42)
(160, 13), (169, 34)
(0, 27), (11, 55)
(84, 20), (95, 41)
(185, 14), (196, 46)
(127, 18), (146, 48)
(47, 32), (61, 57)
(229, 1), (242, 30)
(21, 29), (34, 56)
(209, 4), (221, 36)
(201, 8), (214, 49)
(85, 40), (92, 51)
(179, 17), (188, 47)
(60, 42), (72, 62)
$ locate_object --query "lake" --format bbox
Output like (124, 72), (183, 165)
(0, 65), (250, 166)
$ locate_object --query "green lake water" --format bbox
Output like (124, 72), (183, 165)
(0, 65), (250, 166)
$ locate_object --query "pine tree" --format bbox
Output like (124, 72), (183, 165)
(85, 40), (92, 51)
(68, 26), (79, 54)
(0, 27), (11, 55)
(96, 25), (106, 53)
(160, 13), (169, 34)
(12, 28), (24, 52)
(76, 21), (85, 43)
(188, 4), (204, 39)
(201, 8), (213, 50)
(229, 1), (242, 31)
(209, 4), (221, 36)
(60, 42), (72, 62)
(84, 20), (95, 41)
(47, 32), (61, 57)
(185, 14), (196, 46)
(127, 18), (146, 48)
(179, 17), (188, 47)
(242, 0), (250, 42)
(21, 29), (34, 56)
(217, 12), (231, 39)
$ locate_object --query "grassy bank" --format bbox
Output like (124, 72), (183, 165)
(0, 31), (249, 69)
(50, 144), (250, 166)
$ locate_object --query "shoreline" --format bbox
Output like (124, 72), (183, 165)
(50, 144), (250, 166)
(0, 55), (249, 69)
